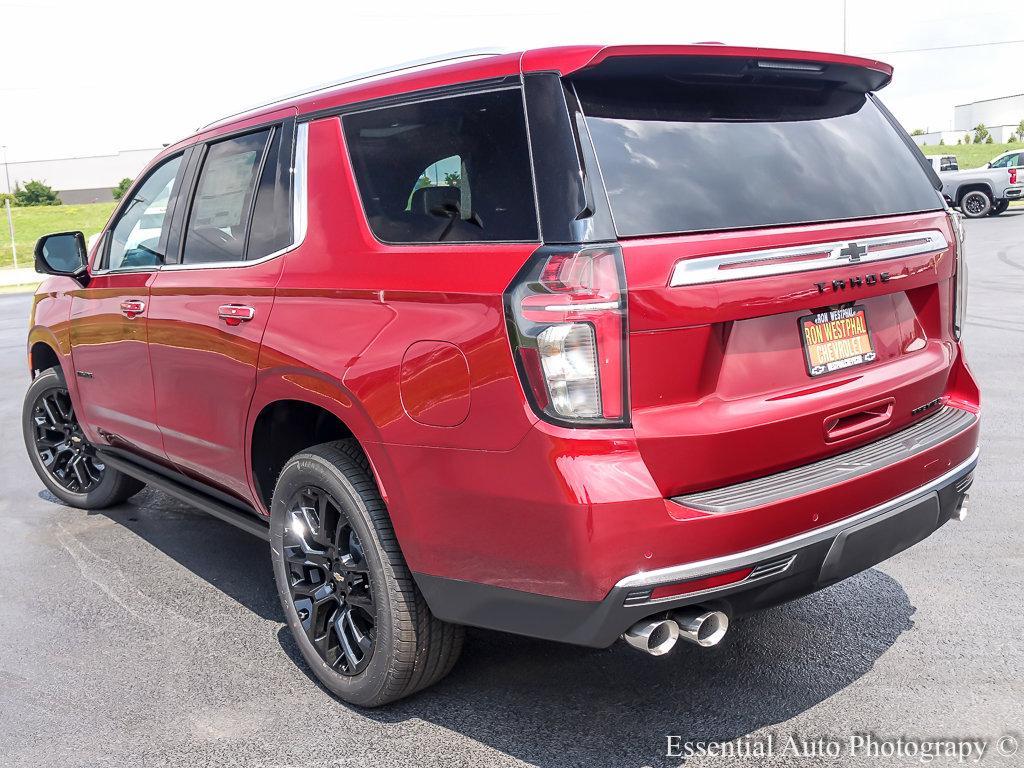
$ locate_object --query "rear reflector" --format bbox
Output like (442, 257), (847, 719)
(649, 567), (754, 601)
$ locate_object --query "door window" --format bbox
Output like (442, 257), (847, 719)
(990, 153), (1020, 168)
(182, 130), (271, 264)
(106, 155), (182, 270)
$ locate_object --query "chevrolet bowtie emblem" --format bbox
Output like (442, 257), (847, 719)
(839, 242), (867, 263)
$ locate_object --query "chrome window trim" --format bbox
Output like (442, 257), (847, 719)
(669, 229), (949, 287)
(160, 122), (309, 272)
(616, 447), (979, 590)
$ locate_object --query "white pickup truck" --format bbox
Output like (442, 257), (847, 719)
(938, 149), (1024, 218)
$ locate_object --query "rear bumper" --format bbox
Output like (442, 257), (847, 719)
(415, 449), (977, 647)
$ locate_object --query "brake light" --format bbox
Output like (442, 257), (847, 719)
(949, 210), (968, 340)
(504, 245), (629, 426)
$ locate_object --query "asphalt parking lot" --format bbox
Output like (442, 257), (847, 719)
(1, 213), (1022, 768)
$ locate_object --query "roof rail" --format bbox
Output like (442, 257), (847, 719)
(198, 48), (507, 130)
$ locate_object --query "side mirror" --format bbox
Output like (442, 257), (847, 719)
(34, 231), (90, 286)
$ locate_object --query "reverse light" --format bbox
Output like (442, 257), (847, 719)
(505, 245), (628, 426)
(949, 210), (968, 339)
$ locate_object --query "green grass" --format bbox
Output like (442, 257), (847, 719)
(915, 141), (1023, 169)
(0, 202), (115, 269)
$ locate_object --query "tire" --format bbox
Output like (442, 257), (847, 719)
(989, 199), (1010, 216)
(270, 439), (464, 707)
(22, 367), (145, 509)
(959, 189), (992, 218)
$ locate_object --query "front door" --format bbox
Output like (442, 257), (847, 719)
(70, 152), (188, 460)
(147, 122), (294, 502)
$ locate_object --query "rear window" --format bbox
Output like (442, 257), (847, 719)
(575, 77), (941, 238)
(343, 89), (538, 244)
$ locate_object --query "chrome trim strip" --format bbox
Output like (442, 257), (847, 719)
(669, 229), (948, 287)
(616, 448), (979, 590)
(540, 301), (620, 312)
(161, 123), (309, 272)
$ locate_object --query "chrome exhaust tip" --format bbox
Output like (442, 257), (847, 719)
(953, 493), (970, 522)
(622, 618), (680, 656)
(671, 608), (729, 648)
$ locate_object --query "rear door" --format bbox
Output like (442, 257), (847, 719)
(69, 151), (189, 460)
(569, 58), (956, 497)
(147, 118), (297, 501)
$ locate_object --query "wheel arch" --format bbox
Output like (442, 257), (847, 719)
(29, 339), (61, 377)
(246, 371), (394, 514)
(956, 182), (994, 203)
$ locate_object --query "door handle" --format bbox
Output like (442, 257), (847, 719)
(120, 299), (146, 319)
(218, 304), (256, 326)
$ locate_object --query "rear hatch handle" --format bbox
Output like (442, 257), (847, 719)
(824, 398), (894, 443)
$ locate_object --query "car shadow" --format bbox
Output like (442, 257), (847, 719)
(65, 488), (914, 768)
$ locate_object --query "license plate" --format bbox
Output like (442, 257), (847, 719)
(799, 306), (876, 377)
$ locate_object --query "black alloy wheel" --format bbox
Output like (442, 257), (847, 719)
(30, 386), (105, 493)
(960, 190), (992, 218)
(284, 485), (377, 675)
(270, 440), (464, 706)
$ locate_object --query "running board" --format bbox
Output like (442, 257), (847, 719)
(97, 450), (270, 540)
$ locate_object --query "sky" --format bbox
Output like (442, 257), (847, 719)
(1, 0), (1022, 162)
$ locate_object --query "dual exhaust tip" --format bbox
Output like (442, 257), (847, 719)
(623, 608), (729, 656)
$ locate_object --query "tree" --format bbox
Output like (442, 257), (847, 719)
(963, 133), (972, 144)
(1018, 119), (1024, 138)
(13, 180), (61, 206)
(939, 138), (946, 146)
(443, 171), (461, 187)
(112, 177), (133, 201)
(911, 128), (926, 136)
(1010, 134), (1019, 144)
(985, 134), (994, 143)
(973, 123), (990, 143)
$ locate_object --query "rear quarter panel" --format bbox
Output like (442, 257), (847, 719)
(253, 116), (541, 566)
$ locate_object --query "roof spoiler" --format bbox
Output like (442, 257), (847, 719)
(529, 45), (893, 93)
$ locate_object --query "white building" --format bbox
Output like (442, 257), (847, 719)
(2, 148), (162, 203)
(912, 94), (1024, 147)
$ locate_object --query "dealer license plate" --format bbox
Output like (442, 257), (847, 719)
(799, 306), (876, 377)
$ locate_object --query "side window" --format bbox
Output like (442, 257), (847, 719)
(182, 130), (270, 264)
(990, 154), (1015, 168)
(247, 128), (293, 259)
(343, 89), (538, 243)
(107, 155), (182, 271)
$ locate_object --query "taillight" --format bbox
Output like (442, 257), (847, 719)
(504, 244), (629, 426)
(949, 210), (968, 340)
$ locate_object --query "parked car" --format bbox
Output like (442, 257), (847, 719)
(925, 154), (958, 172)
(25, 45), (979, 706)
(938, 149), (1023, 217)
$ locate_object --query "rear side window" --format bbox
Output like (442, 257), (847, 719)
(183, 129), (270, 264)
(990, 153), (1021, 168)
(343, 89), (538, 243)
(575, 77), (942, 237)
(247, 128), (292, 259)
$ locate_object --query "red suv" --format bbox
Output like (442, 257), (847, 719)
(25, 45), (979, 706)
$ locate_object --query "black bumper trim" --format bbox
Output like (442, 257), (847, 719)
(414, 451), (977, 648)
(622, 448), (978, 590)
